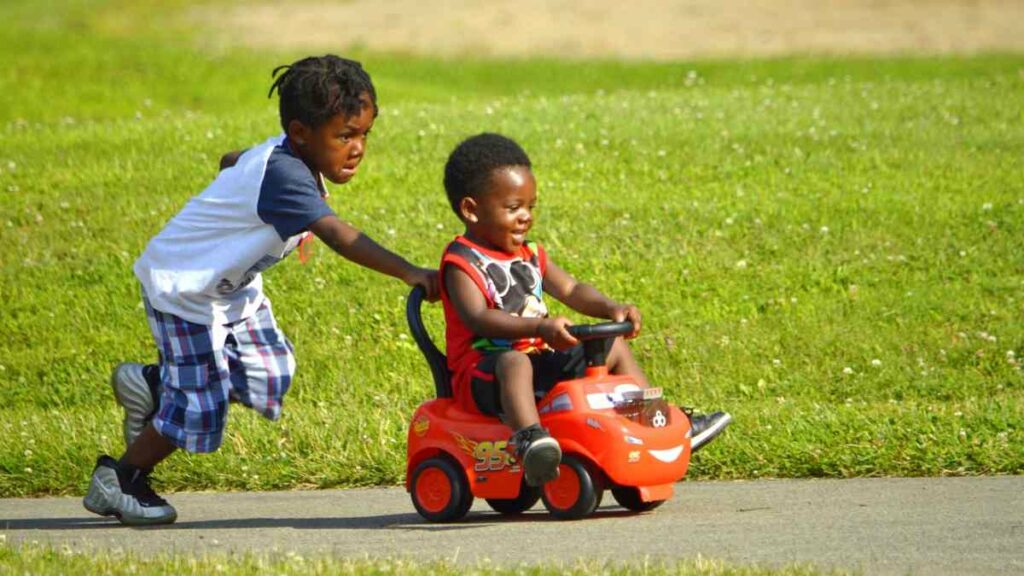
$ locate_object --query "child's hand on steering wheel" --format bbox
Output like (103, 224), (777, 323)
(538, 316), (579, 350)
(608, 303), (642, 339)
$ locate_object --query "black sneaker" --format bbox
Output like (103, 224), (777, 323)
(82, 455), (177, 525)
(512, 424), (562, 487)
(689, 411), (732, 453)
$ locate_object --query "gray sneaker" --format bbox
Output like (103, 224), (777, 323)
(82, 455), (177, 525)
(513, 425), (562, 487)
(111, 363), (161, 447)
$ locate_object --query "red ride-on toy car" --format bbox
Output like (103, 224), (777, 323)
(404, 286), (692, 521)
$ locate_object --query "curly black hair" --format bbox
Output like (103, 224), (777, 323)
(267, 55), (378, 132)
(444, 133), (532, 216)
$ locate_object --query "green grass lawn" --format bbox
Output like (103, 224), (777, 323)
(0, 543), (840, 576)
(1, 0), (1022, 497)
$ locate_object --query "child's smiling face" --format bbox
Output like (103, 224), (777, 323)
(289, 92), (375, 184)
(463, 165), (537, 253)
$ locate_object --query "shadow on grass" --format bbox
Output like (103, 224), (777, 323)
(3, 507), (640, 531)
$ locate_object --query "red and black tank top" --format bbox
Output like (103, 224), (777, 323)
(439, 235), (550, 381)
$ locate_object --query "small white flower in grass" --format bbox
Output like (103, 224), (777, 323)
(435, 223), (444, 230)
(772, 358), (781, 367)
(1007, 350), (1016, 358)
(820, 226), (829, 235)
(954, 411), (963, 417)
(843, 367), (854, 375)
(982, 202), (993, 211)
(735, 259), (747, 269)
(23, 468), (31, 474)
(871, 359), (882, 367)
(959, 250), (967, 257)
(958, 429), (967, 440)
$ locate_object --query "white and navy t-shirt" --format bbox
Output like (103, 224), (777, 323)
(134, 134), (335, 325)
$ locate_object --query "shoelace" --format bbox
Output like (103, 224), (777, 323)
(127, 470), (169, 506)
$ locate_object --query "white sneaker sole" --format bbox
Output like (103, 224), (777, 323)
(691, 412), (733, 453)
(522, 437), (562, 487)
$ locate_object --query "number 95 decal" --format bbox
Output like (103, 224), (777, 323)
(473, 440), (514, 471)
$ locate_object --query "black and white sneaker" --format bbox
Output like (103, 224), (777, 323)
(111, 363), (161, 447)
(512, 424), (562, 487)
(689, 411), (732, 453)
(82, 455), (177, 525)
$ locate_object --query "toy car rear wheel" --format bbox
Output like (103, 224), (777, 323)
(411, 457), (473, 522)
(611, 486), (665, 512)
(541, 455), (603, 520)
(486, 481), (541, 515)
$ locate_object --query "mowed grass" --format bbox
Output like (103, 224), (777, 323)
(1, 1), (1022, 497)
(0, 543), (842, 576)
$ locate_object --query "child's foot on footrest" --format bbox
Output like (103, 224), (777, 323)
(512, 424), (562, 487)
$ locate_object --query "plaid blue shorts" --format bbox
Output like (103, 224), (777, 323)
(143, 293), (295, 453)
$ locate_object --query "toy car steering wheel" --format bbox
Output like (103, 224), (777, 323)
(567, 321), (634, 341)
(566, 321), (634, 367)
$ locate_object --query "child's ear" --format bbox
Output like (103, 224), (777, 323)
(286, 119), (312, 148)
(459, 197), (479, 223)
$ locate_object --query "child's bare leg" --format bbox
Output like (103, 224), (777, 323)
(121, 423), (177, 471)
(496, 351), (561, 486)
(607, 337), (649, 387)
(495, 351), (539, 430)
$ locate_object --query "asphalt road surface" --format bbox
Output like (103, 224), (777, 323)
(2, 477), (1022, 574)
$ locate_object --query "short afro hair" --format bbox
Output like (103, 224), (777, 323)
(268, 55), (378, 132)
(444, 133), (532, 216)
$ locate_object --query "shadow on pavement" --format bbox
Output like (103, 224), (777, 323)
(4, 508), (639, 531)
(2, 517), (119, 530)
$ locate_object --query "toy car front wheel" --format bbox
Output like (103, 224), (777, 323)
(541, 455), (603, 520)
(411, 457), (473, 522)
(486, 480), (541, 515)
(611, 486), (665, 512)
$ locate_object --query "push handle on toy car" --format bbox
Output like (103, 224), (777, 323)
(567, 321), (634, 341)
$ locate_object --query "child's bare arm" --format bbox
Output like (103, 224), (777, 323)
(543, 259), (642, 338)
(219, 149), (248, 170)
(309, 215), (439, 300)
(445, 266), (577, 350)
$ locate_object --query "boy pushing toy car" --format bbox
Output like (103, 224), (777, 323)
(84, 55), (438, 525)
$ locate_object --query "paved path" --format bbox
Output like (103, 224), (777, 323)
(2, 477), (1022, 574)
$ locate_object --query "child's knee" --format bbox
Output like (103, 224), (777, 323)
(495, 351), (532, 380)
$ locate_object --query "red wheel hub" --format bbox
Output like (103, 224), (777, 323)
(416, 467), (452, 513)
(543, 463), (580, 510)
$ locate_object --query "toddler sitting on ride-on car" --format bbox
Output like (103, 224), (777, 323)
(438, 133), (731, 487)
